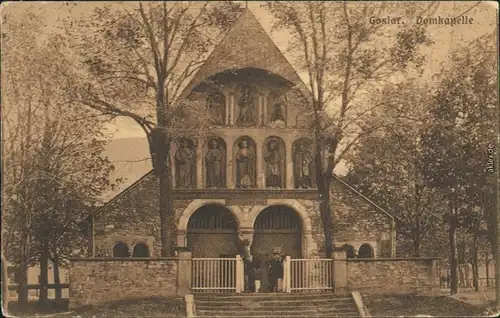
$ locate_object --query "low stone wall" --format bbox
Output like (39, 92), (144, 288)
(69, 258), (178, 308)
(346, 258), (440, 293)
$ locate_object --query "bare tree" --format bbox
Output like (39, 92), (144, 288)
(63, 1), (242, 256)
(265, 1), (435, 256)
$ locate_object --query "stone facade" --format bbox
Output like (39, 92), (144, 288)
(346, 258), (440, 293)
(69, 258), (177, 308)
(90, 8), (395, 262)
(92, 175), (394, 259)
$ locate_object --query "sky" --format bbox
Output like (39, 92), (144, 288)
(1, 0), (498, 140)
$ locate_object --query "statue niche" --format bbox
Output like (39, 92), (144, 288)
(205, 137), (226, 188)
(264, 137), (285, 189)
(175, 138), (196, 188)
(268, 91), (286, 128)
(293, 138), (315, 189)
(234, 137), (256, 188)
(235, 84), (257, 127)
(207, 90), (225, 125)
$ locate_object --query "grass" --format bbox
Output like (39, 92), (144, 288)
(67, 297), (186, 317)
(362, 292), (494, 317)
(7, 299), (69, 316)
(6, 297), (185, 317)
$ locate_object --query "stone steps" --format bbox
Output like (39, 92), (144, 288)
(196, 311), (360, 318)
(195, 293), (360, 317)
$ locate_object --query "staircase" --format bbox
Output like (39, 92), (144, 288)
(194, 293), (361, 317)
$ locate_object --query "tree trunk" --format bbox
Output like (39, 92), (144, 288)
(53, 261), (62, 302)
(17, 234), (29, 308)
(38, 239), (49, 305)
(495, 197), (500, 308)
(1, 254), (8, 314)
(152, 127), (175, 257)
(486, 253), (490, 288)
(413, 233), (421, 257)
(472, 234), (479, 291)
(449, 214), (459, 295)
(314, 145), (333, 258)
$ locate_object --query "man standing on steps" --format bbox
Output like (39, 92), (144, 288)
(268, 248), (284, 292)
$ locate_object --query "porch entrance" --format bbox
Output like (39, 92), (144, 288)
(188, 204), (240, 292)
(251, 205), (302, 292)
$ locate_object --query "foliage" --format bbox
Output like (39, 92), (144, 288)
(264, 1), (435, 256)
(1, 9), (118, 304)
(345, 81), (445, 257)
(61, 1), (244, 256)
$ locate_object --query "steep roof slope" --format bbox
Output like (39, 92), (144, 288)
(177, 8), (310, 101)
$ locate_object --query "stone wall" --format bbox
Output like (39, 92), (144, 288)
(69, 258), (178, 308)
(346, 258), (440, 293)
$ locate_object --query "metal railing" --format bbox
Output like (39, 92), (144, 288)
(285, 257), (333, 293)
(191, 256), (244, 293)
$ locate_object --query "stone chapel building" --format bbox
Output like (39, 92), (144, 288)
(86, 9), (396, 269)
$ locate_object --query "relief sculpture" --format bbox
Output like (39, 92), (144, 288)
(264, 139), (284, 188)
(175, 139), (196, 188)
(235, 137), (256, 188)
(205, 138), (225, 188)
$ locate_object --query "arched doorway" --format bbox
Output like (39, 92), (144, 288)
(187, 204), (239, 258)
(252, 205), (302, 292)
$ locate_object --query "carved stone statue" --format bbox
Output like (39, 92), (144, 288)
(294, 141), (313, 189)
(205, 139), (223, 188)
(236, 85), (256, 127)
(236, 138), (255, 188)
(269, 93), (286, 125)
(264, 140), (282, 188)
(175, 139), (195, 188)
(207, 91), (225, 125)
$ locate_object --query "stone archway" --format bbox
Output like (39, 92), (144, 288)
(251, 204), (303, 292)
(186, 204), (240, 258)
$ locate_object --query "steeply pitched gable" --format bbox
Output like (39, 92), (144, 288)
(178, 8), (310, 101)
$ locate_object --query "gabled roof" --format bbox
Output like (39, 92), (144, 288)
(332, 174), (395, 222)
(177, 8), (311, 102)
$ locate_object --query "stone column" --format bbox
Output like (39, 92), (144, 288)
(285, 138), (294, 189)
(226, 136), (234, 188)
(176, 247), (192, 296)
(177, 230), (187, 247)
(229, 93), (235, 126)
(256, 142), (265, 188)
(224, 94), (230, 126)
(196, 139), (203, 188)
(332, 247), (348, 293)
(258, 94), (264, 126)
(262, 93), (267, 126)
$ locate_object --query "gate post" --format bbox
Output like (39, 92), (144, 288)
(235, 255), (243, 293)
(176, 247), (192, 296)
(332, 246), (347, 293)
(284, 255), (291, 293)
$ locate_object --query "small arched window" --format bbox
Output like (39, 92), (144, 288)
(342, 244), (356, 258)
(113, 242), (130, 258)
(358, 243), (374, 258)
(132, 243), (150, 257)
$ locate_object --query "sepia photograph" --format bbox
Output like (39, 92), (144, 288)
(1, 1), (499, 317)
